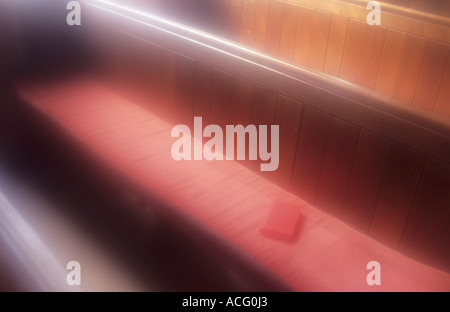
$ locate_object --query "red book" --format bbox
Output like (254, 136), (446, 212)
(260, 201), (302, 242)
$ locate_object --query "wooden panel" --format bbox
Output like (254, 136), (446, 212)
(424, 0), (446, 14)
(106, 38), (125, 83)
(264, 0), (284, 56)
(291, 106), (331, 203)
(340, 130), (391, 233)
(435, 55), (450, 117)
(370, 144), (426, 249)
(250, 85), (278, 126)
(375, 29), (407, 97)
(249, 85), (278, 171)
(278, 2), (299, 62)
(240, 0), (256, 47)
(413, 41), (450, 111)
(435, 226), (450, 273)
(392, 34), (428, 104)
(229, 77), (254, 167)
(234, 0), (450, 45)
(210, 69), (234, 129)
(315, 118), (360, 215)
(95, 30), (129, 89)
(409, 0), (426, 10)
(307, 10), (332, 72)
(193, 62), (213, 125)
(444, 1), (450, 16)
(392, 0), (411, 7)
(229, 0), (243, 40)
(146, 43), (162, 102)
(324, 14), (348, 77)
(174, 53), (195, 125)
(156, 47), (176, 118)
(230, 77), (254, 126)
(340, 19), (367, 84)
(357, 25), (387, 90)
(273, 95), (303, 186)
(251, 0), (270, 51)
(126, 39), (159, 108)
(113, 34), (141, 100)
(400, 158), (450, 267)
(292, 6), (315, 67)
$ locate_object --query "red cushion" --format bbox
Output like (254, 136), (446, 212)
(16, 76), (450, 292)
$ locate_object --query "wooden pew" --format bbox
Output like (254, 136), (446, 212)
(14, 0), (450, 290)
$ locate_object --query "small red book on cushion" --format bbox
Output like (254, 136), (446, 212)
(260, 201), (302, 242)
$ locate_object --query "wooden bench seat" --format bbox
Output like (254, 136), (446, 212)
(16, 76), (450, 291)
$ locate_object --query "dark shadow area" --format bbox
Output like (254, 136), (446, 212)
(0, 1), (289, 292)
(0, 83), (287, 291)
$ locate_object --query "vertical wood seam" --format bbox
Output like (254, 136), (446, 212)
(288, 99), (305, 185)
(373, 27), (391, 92)
(339, 126), (362, 218)
(368, 140), (392, 234)
(433, 50), (450, 112)
(338, 16), (352, 78)
(395, 150), (427, 250)
(312, 113), (333, 204)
